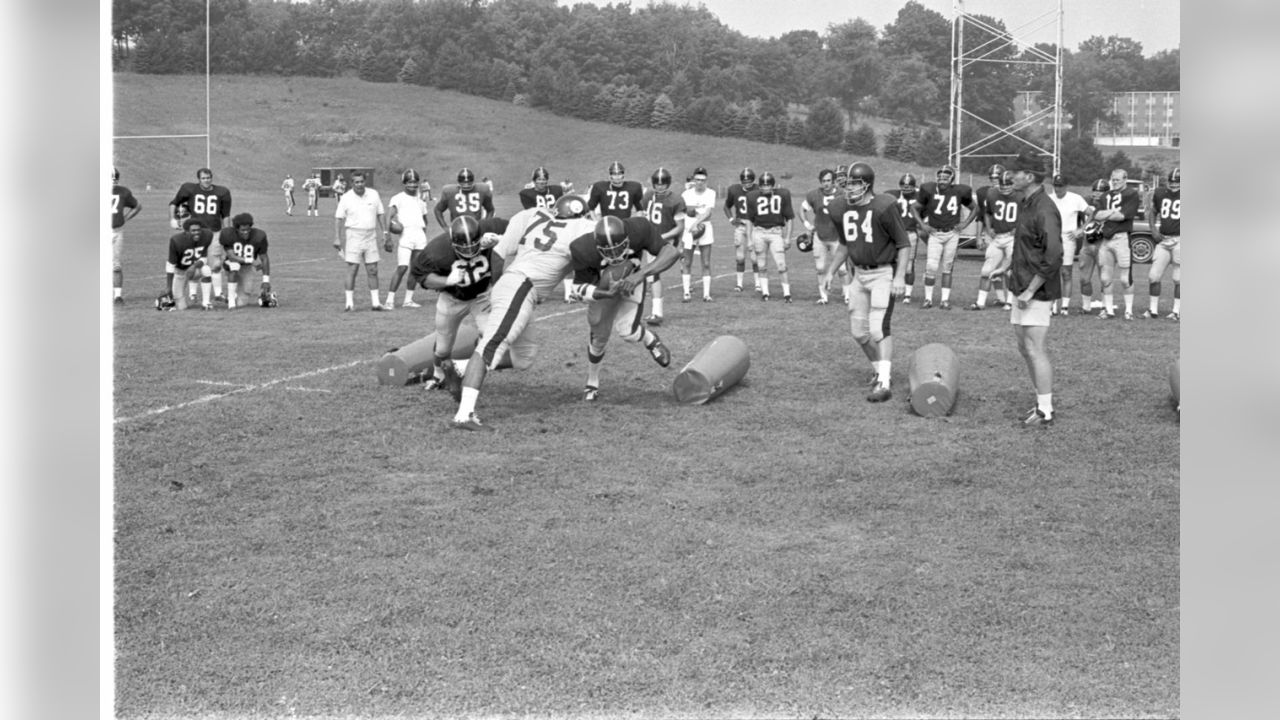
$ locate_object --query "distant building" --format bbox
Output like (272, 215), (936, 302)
(1013, 90), (1181, 148)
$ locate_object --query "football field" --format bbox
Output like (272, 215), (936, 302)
(112, 186), (1179, 718)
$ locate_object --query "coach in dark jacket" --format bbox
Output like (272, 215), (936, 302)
(1008, 156), (1063, 427)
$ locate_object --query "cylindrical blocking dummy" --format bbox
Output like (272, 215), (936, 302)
(376, 323), (479, 386)
(672, 335), (750, 405)
(908, 343), (959, 417)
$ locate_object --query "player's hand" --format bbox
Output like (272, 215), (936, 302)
(616, 275), (641, 296)
(383, 235), (395, 253)
(892, 279), (906, 298)
(1016, 292), (1032, 309)
(591, 285), (617, 300)
(169, 218), (180, 230)
(783, 239), (791, 251)
(479, 233), (501, 251)
(445, 266), (467, 286)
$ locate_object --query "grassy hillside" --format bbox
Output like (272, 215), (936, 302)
(113, 73), (943, 206)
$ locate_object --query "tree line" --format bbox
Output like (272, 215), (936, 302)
(113, 0), (1179, 180)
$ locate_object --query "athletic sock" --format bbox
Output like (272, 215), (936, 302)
(370, 290), (381, 307)
(1037, 393), (1054, 418)
(702, 275), (711, 296)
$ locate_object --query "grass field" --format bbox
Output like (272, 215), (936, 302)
(112, 74), (1179, 719)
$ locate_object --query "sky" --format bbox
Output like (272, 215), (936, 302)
(563, 0), (1180, 54)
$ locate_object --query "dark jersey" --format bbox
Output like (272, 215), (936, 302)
(1150, 187), (1181, 236)
(723, 182), (756, 221)
(744, 188), (794, 228)
(640, 190), (687, 241)
(435, 184), (495, 222)
(1009, 187), (1063, 300)
(587, 180), (644, 219)
(804, 187), (840, 241)
(410, 217), (508, 301)
(111, 184), (138, 229)
(568, 216), (667, 285)
(171, 182), (232, 231)
(885, 189), (919, 232)
(217, 227), (269, 264)
(518, 184), (565, 211)
(826, 193), (910, 267)
(168, 229), (215, 270)
(1100, 187), (1141, 238)
(981, 188), (1020, 234)
(915, 182), (974, 231)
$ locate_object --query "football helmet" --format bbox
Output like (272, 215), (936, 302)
(651, 167), (672, 196)
(554, 194), (588, 219)
(450, 216), (483, 259)
(532, 166), (550, 192)
(1167, 167), (1180, 191)
(739, 167), (757, 188)
(997, 170), (1016, 195)
(155, 292), (176, 311)
(846, 162), (876, 202)
(835, 164), (849, 189)
(259, 289), (279, 308)
(457, 168), (476, 192)
(1082, 220), (1103, 241)
(112, 167), (120, 183)
(1091, 179), (1109, 194)
(595, 215), (630, 264)
(987, 164), (1006, 183)
(936, 164), (956, 187)
(795, 233), (813, 253)
(759, 172), (777, 191)
(898, 173), (919, 197)
(608, 161), (626, 186)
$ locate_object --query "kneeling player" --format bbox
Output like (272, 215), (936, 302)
(569, 215), (680, 401)
(162, 218), (217, 310)
(217, 213), (272, 308)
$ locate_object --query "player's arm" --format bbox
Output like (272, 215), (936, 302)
(333, 215), (345, 250)
(882, 209), (911, 294)
(123, 196), (142, 224)
(1147, 193), (1164, 241)
(723, 191), (736, 221)
(955, 190), (979, 233)
(782, 197), (795, 244)
(258, 251), (272, 292)
(800, 198), (817, 233)
(482, 192), (495, 219)
(432, 195), (448, 229)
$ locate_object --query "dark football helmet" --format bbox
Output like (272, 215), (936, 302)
(739, 167), (757, 188)
(758, 172), (777, 191)
(1167, 167), (1180, 191)
(651, 167), (672, 196)
(155, 292), (176, 311)
(554, 194), (588, 219)
(259, 290), (279, 308)
(898, 173), (919, 197)
(450, 216), (483, 259)
(595, 215), (630, 264)
(532, 166), (550, 192)
(997, 170), (1016, 195)
(608, 161), (626, 186)
(1090, 179), (1109, 198)
(402, 169), (421, 184)
(457, 168), (476, 192)
(846, 162), (876, 202)
(987, 164), (1006, 183)
(795, 233), (813, 253)
(835, 164), (849, 189)
(937, 164), (956, 187)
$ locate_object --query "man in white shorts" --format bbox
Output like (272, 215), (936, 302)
(1007, 158), (1063, 427)
(679, 166), (717, 302)
(333, 170), (387, 311)
(1048, 173), (1091, 315)
(384, 169), (432, 309)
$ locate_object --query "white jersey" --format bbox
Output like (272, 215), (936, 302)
(1050, 190), (1090, 235)
(680, 187), (718, 242)
(497, 207), (597, 301)
(389, 191), (430, 232)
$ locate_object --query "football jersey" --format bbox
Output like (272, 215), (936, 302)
(435, 184), (495, 221)
(410, 217), (510, 302)
(723, 183), (756, 221)
(496, 207), (598, 301)
(1150, 187), (1181, 236)
(803, 187), (840, 241)
(915, 182), (974, 231)
(518, 184), (565, 211)
(744, 188), (794, 228)
(389, 191), (430, 232)
(1100, 187), (1141, 238)
(171, 182), (232, 231)
(885, 189), (919, 232)
(168, 228), (215, 270)
(826, 193), (910, 267)
(217, 227), (269, 264)
(111, 184), (138, 229)
(982, 188), (1019, 234)
(303, 178), (321, 195)
(640, 190), (687, 239)
(587, 180), (644, 219)
(568, 216), (667, 285)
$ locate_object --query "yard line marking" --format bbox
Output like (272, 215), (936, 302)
(195, 380), (247, 387)
(114, 360), (366, 425)
(284, 386), (333, 393)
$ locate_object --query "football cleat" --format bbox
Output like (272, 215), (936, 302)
(921, 300), (933, 308)
(582, 385), (600, 402)
(1123, 311), (1134, 320)
(422, 374), (445, 392)
(1022, 408), (1054, 427)
(344, 305), (354, 312)
(1098, 310), (1114, 319)
(259, 290), (279, 308)
(734, 285), (744, 292)
(816, 297), (829, 305)
(866, 383), (892, 403)
(901, 296), (911, 304)
(646, 337), (671, 367)
(1141, 310), (1160, 319)
(451, 412), (494, 432)
(703, 296), (713, 302)
(682, 293), (691, 303)
(154, 292), (176, 311)
(113, 296), (124, 306)
(402, 300), (421, 308)
(644, 314), (663, 326)
(201, 302), (214, 311)
(783, 295), (792, 304)
(761, 293), (770, 301)
(371, 304), (386, 311)
(1002, 302), (1013, 311)
(214, 294), (228, 305)
(1060, 307), (1070, 316)
(939, 301), (952, 310)
(967, 302), (983, 311)
(1167, 312), (1179, 321)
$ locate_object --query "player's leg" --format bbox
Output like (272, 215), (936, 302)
(732, 224), (750, 291)
(971, 242), (1001, 309)
(1058, 235), (1077, 314)
(1115, 234), (1134, 318)
(866, 269), (895, 400)
(402, 248), (423, 307)
(699, 242), (714, 300)
(343, 257), (360, 310)
(1145, 244), (1172, 317)
(902, 231), (919, 302)
(1077, 244), (1099, 313)
(813, 237), (831, 304)
(1098, 243), (1117, 317)
(771, 234), (791, 301)
(1013, 314), (1054, 422)
(1168, 239), (1180, 318)
(752, 232), (772, 298)
(643, 249), (665, 324)
(922, 235), (943, 307)
(680, 235), (694, 301)
(112, 230), (125, 302)
(992, 237), (1015, 307)
(583, 296), (620, 397)
(454, 276), (535, 427)
(938, 231), (959, 308)
(387, 242), (410, 307)
(847, 272), (880, 382)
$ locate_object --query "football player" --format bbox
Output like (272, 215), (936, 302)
(638, 167), (686, 325)
(385, 169), (433, 309)
(568, 215), (680, 401)
(410, 214), (510, 392)
(449, 194), (598, 431)
(333, 170), (388, 311)
(826, 162), (911, 402)
(679, 166), (718, 302)
(1144, 167), (1181, 320)
(968, 170), (1018, 310)
(302, 173), (322, 216)
(744, 172), (796, 302)
(164, 218), (217, 310)
(888, 174), (921, 304)
(723, 167), (763, 292)
(434, 168), (495, 229)
(1048, 173), (1092, 316)
(586, 161), (644, 220)
(217, 213), (271, 309)
(332, 173), (348, 196)
(281, 174), (295, 215)
(1094, 168), (1141, 319)
(110, 167), (141, 305)
(913, 164), (976, 309)
(799, 168), (845, 305)
(169, 167), (232, 302)
(518, 166), (565, 211)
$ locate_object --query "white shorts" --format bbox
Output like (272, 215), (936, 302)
(397, 226), (429, 253)
(343, 227), (380, 264)
(1010, 299), (1052, 327)
(681, 223), (714, 250)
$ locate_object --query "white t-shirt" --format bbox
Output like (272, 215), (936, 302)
(680, 187), (718, 242)
(335, 188), (384, 230)
(498, 207), (597, 300)
(1050, 190), (1090, 235)
(389, 192), (430, 232)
